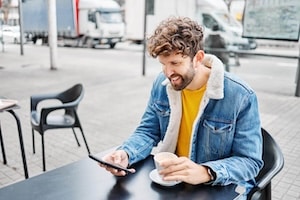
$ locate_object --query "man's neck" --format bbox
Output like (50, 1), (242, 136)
(186, 69), (210, 90)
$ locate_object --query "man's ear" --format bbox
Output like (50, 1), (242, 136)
(193, 50), (205, 67)
(196, 50), (205, 61)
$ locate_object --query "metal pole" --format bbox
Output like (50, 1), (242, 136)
(295, 43), (300, 97)
(0, 18), (4, 52)
(142, 0), (147, 76)
(48, 0), (58, 70)
(18, 0), (24, 55)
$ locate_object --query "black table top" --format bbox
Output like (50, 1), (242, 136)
(0, 154), (238, 200)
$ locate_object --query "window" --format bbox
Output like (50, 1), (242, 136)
(146, 0), (155, 15)
(88, 11), (96, 23)
(202, 14), (218, 29)
(96, 11), (123, 23)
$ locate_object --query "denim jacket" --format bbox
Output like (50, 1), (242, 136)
(120, 55), (263, 194)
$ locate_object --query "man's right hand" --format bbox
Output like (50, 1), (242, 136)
(100, 150), (135, 176)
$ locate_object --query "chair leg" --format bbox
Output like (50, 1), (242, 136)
(265, 182), (272, 200)
(32, 129), (35, 154)
(41, 134), (46, 171)
(72, 128), (81, 147)
(78, 126), (90, 154)
(0, 122), (7, 164)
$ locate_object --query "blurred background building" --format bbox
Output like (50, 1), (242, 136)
(0, 0), (19, 25)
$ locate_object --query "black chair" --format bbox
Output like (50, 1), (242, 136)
(30, 83), (90, 171)
(247, 128), (284, 200)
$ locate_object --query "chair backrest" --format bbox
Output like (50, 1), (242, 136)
(248, 128), (284, 200)
(58, 83), (84, 104)
(256, 128), (284, 185)
(57, 83), (84, 118)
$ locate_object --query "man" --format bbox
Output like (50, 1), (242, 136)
(100, 16), (263, 196)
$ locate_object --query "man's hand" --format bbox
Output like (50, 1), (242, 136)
(100, 150), (136, 176)
(158, 157), (212, 185)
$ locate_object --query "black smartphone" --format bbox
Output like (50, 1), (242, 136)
(88, 154), (133, 174)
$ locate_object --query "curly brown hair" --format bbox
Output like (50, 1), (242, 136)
(147, 16), (204, 59)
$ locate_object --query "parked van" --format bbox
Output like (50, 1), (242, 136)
(198, 9), (257, 50)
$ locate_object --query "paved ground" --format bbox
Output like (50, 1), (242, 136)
(0, 41), (300, 199)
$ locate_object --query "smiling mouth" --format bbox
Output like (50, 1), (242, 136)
(170, 75), (181, 83)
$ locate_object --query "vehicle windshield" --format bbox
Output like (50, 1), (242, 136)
(215, 12), (241, 28)
(96, 11), (123, 23)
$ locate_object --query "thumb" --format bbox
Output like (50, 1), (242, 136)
(112, 154), (122, 165)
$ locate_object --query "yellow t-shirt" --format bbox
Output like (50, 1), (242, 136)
(176, 85), (206, 157)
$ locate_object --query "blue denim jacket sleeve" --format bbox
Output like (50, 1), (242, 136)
(120, 74), (168, 164)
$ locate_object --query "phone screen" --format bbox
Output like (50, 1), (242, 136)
(88, 154), (133, 174)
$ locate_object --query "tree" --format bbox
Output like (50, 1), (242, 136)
(223, 0), (233, 12)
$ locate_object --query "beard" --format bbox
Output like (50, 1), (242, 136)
(169, 63), (195, 91)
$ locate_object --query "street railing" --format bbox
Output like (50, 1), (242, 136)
(205, 48), (300, 97)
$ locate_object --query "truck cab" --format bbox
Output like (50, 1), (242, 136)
(79, 0), (125, 48)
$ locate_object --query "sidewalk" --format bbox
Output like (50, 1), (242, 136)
(1, 43), (300, 199)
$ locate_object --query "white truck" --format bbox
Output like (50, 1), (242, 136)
(124, 0), (195, 44)
(124, 0), (256, 50)
(22, 0), (125, 48)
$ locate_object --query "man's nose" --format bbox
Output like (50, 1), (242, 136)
(163, 65), (174, 77)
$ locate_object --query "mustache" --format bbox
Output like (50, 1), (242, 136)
(168, 74), (181, 79)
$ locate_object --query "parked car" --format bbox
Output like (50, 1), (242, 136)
(0, 25), (26, 44)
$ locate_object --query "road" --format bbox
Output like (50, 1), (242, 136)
(232, 53), (298, 96)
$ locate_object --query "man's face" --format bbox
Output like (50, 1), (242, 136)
(158, 53), (195, 91)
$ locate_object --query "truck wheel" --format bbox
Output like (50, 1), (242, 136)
(42, 37), (48, 45)
(86, 38), (95, 48)
(109, 43), (116, 49)
(32, 37), (37, 44)
(77, 37), (84, 48)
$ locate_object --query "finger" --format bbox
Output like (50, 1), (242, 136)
(101, 162), (135, 175)
(128, 168), (136, 173)
(102, 154), (115, 163)
(161, 156), (188, 166)
(111, 154), (122, 165)
(106, 166), (127, 176)
(163, 174), (184, 182)
(159, 158), (179, 167)
(159, 158), (189, 177)
(160, 158), (186, 171)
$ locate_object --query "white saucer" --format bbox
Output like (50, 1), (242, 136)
(149, 169), (181, 187)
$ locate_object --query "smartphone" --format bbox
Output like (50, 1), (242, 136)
(88, 154), (133, 174)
